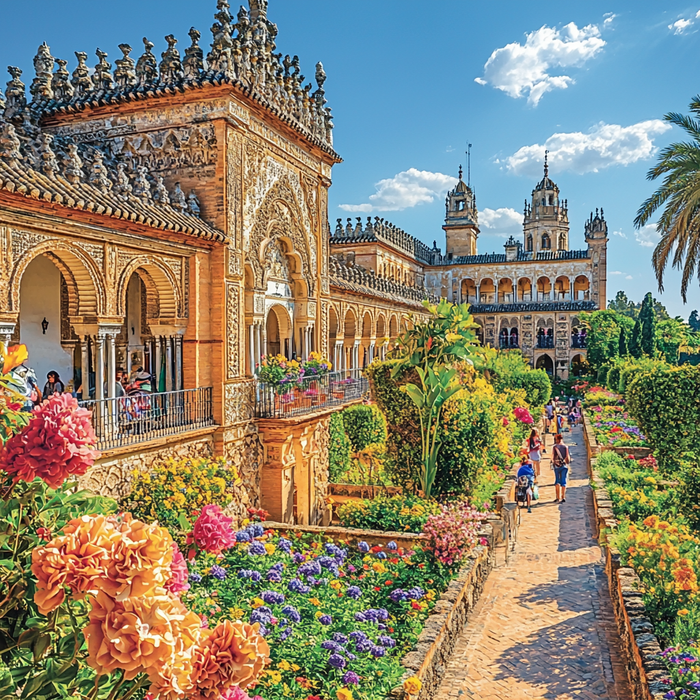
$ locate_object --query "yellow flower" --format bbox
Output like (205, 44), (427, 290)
(679, 609), (690, 616)
(315, 611), (324, 619)
(251, 598), (265, 608)
(403, 676), (422, 695)
(265, 543), (276, 555)
(309, 598), (321, 606)
(372, 562), (387, 574)
(265, 670), (283, 684)
(277, 660), (293, 671)
(337, 689), (353, 700)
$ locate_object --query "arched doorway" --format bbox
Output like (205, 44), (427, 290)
(18, 255), (74, 392)
(536, 353), (554, 376)
(266, 305), (292, 359)
(571, 354), (585, 376)
(343, 309), (358, 370)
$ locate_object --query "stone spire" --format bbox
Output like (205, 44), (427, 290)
(93, 49), (114, 91)
(160, 35), (184, 84)
(136, 38), (158, 85)
(5, 68), (27, 121)
(52, 59), (74, 101)
(30, 43), (54, 101)
(0, 123), (22, 164)
(0, 86), (5, 113)
(71, 52), (93, 97)
(183, 28), (205, 81)
(114, 44), (137, 89)
(208, 0), (235, 74)
(543, 149), (549, 178)
(250, 0), (268, 23)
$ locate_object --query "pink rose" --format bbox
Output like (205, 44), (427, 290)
(192, 505), (237, 554)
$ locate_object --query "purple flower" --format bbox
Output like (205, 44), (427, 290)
(267, 571), (282, 583)
(257, 623), (268, 637)
(371, 645), (386, 657)
(346, 651), (357, 661)
(262, 590), (285, 605)
(251, 607), (272, 625)
(280, 626), (293, 640)
(321, 641), (343, 652)
(347, 564), (357, 573)
(281, 605), (301, 623)
(210, 565), (227, 580)
(349, 631), (367, 642)
(299, 561), (322, 577)
(189, 573), (202, 583)
(293, 552), (306, 564)
(235, 530), (252, 543)
(270, 562), (285, 572)
(332, 633), (349, 644)
(358, 541), (370, 553)
(342, 671), (360, 686)
(248, 524), (265, 538)
(319, 614), (333, 626)
(318, 556), (339, 571)
(390, 588), (407, 603)
(406, 587), (425, 600)
(347, 586), (362, 600)
(354, 612), (366, 622)
(375, 552), (387, 560)
(248, 542), (267, 556)
(328, 653), (347, 669)
(355, 639), (372, 653)
(278, 538), (293, 553)
(378, 635), (396, 648)
(288, 578), (311, 594)
(377, 623), (387, 631)
(387, 541), (398, 551)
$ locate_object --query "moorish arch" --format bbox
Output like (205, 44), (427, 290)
(247, 178), (316, 294)
(117, 256), (182, 320)
(10, 239), (104, 317)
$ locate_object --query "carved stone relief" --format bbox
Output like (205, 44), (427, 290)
(226, 281), (241, 379)
(227, 129), (243, 279)
(224, 380), (256, 426)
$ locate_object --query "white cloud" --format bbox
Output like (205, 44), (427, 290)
(479, 207), (523, 237)
(610, 270), (624, 275)
(668, 11), (700, 34)
(501, 120), (671, 176)
(475, 21), (606, 105)
(339, 169), (457, 213)
(635, 223), (661, 248)
(626, 274), (633, 280)
(612, 229), (627, 238)
(603, 13), (616, 26)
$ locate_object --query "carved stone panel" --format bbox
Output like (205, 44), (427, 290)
(224, 380), (256, 426)
(226, 281), (241, 379)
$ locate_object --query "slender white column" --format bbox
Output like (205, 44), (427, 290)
(155, 337), (163, 392)
(80, 338), (90, 398)
(255, 323), (262, 367)
(175, 336), (183, 391)
(248, 325), (255, 376)
(165, 337), (174, 392)
(95, 336), (105, 401)
(106, 335), (116, 399)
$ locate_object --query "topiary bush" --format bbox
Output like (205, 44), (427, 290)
(486, 350), (551, 408)
(341, 404), (387, 453)
(329, 411), (351, 482)
(626, 364), (700, 469)
(606, 364), (622, 393)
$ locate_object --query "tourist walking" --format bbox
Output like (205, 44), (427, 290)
(527, 428), (543, 480)
(552, 433), (571, 503)
(544, 399), (554, 433)
(516, 456), (536, 514)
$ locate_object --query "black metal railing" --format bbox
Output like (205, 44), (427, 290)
(571, 335), (588, 349)
(536, 337), (555, 349)
(255, 369), (369, 419)
(499, 340), (520, 349)
(79, 387), (214, 451)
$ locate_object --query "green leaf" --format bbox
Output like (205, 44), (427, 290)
(178, 513), (192, 531)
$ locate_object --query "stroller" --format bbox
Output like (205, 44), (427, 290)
(515, 474), (533, 508)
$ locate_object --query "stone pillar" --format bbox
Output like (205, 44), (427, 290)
(106, 334), (116, 399)
(165, 337), (174, 392)
(248, 324), (255, 376)
(95, 336), (105, 402)
(175, 335), (183, 391)
(155, 337), (163, 392)
(255, 323), (262, 368)
(80, 338), (90, 398)
(369, 341), (375, 363)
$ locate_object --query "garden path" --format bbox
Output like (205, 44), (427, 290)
(434, 425), (632, 700)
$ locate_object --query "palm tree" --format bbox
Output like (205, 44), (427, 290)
(635, 95), (700, 302)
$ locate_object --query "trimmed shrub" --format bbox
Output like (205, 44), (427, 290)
(329, 412), (351, 482)
(626, 364), (700, 468)
(341, 404), (387, 453)
(486, 351), (551, 408)
(606, 364), (621, 392)
(337, 493), (440, 533)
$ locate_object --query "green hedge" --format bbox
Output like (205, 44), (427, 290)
(341, 404), (387, 452)
(329, 412), (351, 482)
(626, 364), (700, 468)
(486, 351), (551, 408)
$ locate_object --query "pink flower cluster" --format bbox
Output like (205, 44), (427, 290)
(422, 501), (488, 567)
(165, 541), (190, 595)
(192, 505), (237, 554)
(513, 407), (534, 425)
(0, 393), (99, 488)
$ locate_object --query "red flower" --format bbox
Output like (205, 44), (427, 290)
(0, 393), (99, 488)
(36, 527), (52, 542)
(374, 586), (381, 591)
(426, 337), (434, 351)
(411, 601), (421, 610)
(385, 580), (393, 586)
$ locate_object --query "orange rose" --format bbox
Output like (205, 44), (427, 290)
(84, 590), (202, 681)
(101, 516), (174, 600)
(2, 343), (28, 375)
(192, 620), (270, 699)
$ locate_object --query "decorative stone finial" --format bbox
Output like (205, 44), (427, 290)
(71, 52), (93, 96)
(88, 150), (113, 192)
(30, 43), (54, 101)
(153, 176), (170, 204)
(132, 165), (152, 200)
(52, 58), (74, 101)
(0, 122), (22, 164)
(249, 0), (268, 23)
(544, 149), (549, 178)
(93, 49), (113, 91)
(171, 182), (186, 211)
(183, 28), (205, 81)
(114, 44), (137, 89)
(315, 62), (326, 92)
(37, 133), (59, 178)
(160, 35), (184, 84)
(208, 1), (234, 74)
(0, 86), (5, 113)
(114, 162), (132, 198)
(5, 67), (27, 121)
(63, 142), (84, 183)
(186, 189), (201, 216)
(136, 38), (158, 85)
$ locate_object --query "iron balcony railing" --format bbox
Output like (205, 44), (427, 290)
(79, 387), (214, 451)
(536, 337), (555, 349)
(255, 369), (369, 419)
(571, 335), (588, 349)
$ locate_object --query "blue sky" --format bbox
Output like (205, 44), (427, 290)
(2, 1), (700, 316)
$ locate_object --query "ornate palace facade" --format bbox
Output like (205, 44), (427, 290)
(0, 0), (606, 526)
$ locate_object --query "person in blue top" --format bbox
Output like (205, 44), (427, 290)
(516, 456), (536, 513)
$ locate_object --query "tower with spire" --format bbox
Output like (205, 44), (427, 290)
(443, 165), (479, 258)
(522, 152), (569, 255)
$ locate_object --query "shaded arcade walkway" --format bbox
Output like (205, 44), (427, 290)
(435, 425), (631, 700)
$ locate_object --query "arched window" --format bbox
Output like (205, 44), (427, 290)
(526, 235), (533, 252)
(541, 233), (551, 250)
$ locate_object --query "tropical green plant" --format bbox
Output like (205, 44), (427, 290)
(635, 95), (700, 302)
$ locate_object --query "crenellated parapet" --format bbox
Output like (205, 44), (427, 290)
(329, 255), (438, 306)
(4, 1), (335, 157)
(331, 216), (437, 265)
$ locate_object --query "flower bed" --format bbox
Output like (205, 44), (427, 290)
(337, 495), (441, 534)
(586, 394), (648, 448)
(186, 527), (467, 700)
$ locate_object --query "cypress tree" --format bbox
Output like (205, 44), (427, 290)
(618, 326), (629, 356)
(639, 292), (657, 357)
(630, 318), (642, 358)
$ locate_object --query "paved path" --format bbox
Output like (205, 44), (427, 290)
(435, 425), (631, 700)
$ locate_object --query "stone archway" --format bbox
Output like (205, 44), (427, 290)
(266, 304), (292, 358)
(536, 353), (554, 376)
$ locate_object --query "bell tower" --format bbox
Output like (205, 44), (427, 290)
(443, 165), (479, 258)
(523, 153), (569, 255)
(585, 208), (609, 308)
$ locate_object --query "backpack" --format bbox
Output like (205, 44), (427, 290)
(553, 444), (568, 466)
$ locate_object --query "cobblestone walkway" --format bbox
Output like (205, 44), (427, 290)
(435, 425), (631, 700)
